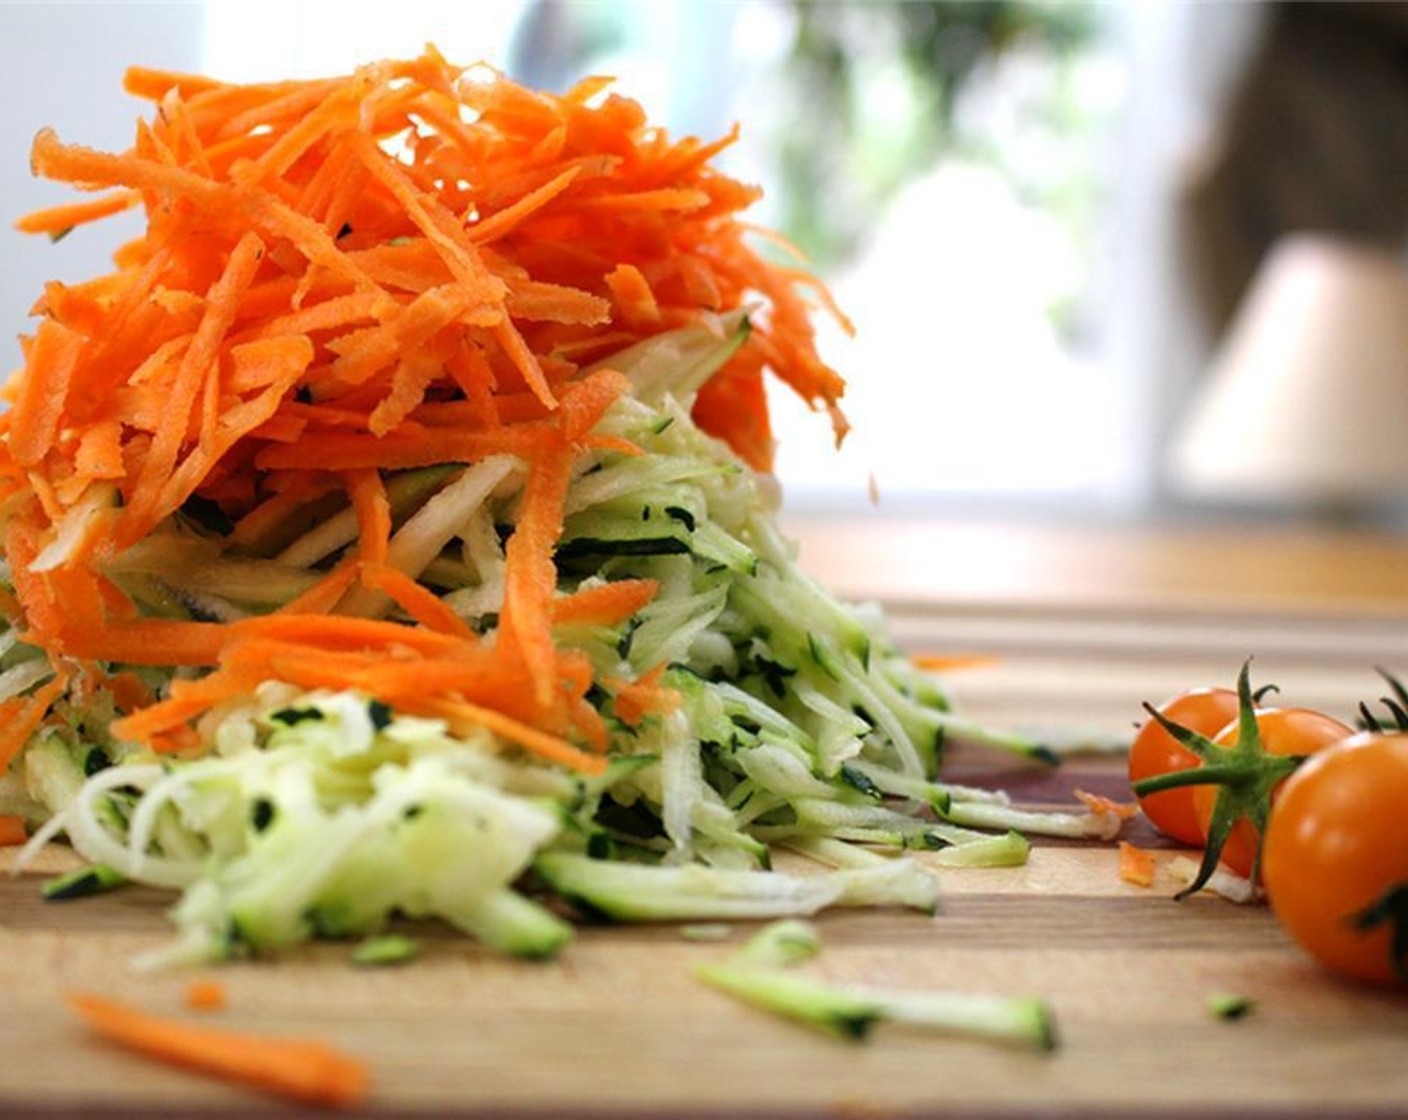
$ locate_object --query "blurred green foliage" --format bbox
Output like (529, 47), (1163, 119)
(780, 1), (1098, 266)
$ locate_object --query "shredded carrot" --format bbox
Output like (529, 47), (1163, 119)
(52, 619), (227, 669)
(0, 816), (27, 847)
(12, 189), (142, 236)
(690, 345), (773, 473)
(608, 663), (681, 727)
(111, 661), (266, 744)
(228, 475), (339, 548)
(1076, 789), (1139, 821)
(418, 696), (608, 775)
(0, 673), (70, 775)
(604, 262), (662, 328)
(227, 613), (468, 657)
(550, 578), (659, 626)
(360, 563), (475, 639)
(345, 469), (391, 568)
(1118, 841), (1157, 888)
(68, 992), (368, 1108)
(279, 560), (362, 616)
(104, 671), (155, 714)
(184, 980), (228, 1012)
(911, 653), (1003, 673)
(498, 435), (576, 711)
(8, 319), (84, 467)
(1, 49), (850, 775)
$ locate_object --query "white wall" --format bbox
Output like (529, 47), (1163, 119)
(0, 1), (202, 373)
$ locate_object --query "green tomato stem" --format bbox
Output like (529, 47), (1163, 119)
(1131, 763), (1253, 797)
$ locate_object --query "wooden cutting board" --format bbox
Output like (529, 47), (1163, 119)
(4, 589), (1408, 1118)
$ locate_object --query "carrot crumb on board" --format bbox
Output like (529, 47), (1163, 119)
(1118, 841), (1157, 888)
(68, 991), (369, 1108)
(184, 980), (228, 1012)
(1075, 789), (1139, 821)
(0, 815), (27, 847)
(910, 653), (1002, 672)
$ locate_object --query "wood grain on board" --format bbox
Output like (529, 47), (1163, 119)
(4, 520), (1408, 1119)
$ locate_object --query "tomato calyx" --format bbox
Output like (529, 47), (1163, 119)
(1351, 882), (1408, 982)
(1131, 662), (1304, 899)
(1356, 667), (1408, 733)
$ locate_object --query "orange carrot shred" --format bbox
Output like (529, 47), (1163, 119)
(0, 816), (27, 848)
(418, 696), (607, 775)
(910, 653), (1003, 673)
(605, 262), (662, 328)
(469, 164), (581, 246)
(360, 563), (475, 639)
(550, 578), (659, 626)
(104, 671), (155, 714)
(55, 619), (227, 669)
(184, 980), (228, 1012)
(123, 66), (226, 102)
(1118, 841), (1157, 888)
(68, 992), (369, 1108)
(13, 189), (141, 236)
(345, 469), (391, 568)
(609, 662), (680, 727)
(8, 319), (84, 467)
(0, 672), (70, 776)
(1076, 789), (1139, 821)
(74, 419), (126, 481)
(278, 560), (362, 616)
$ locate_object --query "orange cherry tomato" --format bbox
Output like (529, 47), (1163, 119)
(1129, 688), (1239, 845)
(1262, 732), (1408, 984)
(1192, 707), (1353, 879)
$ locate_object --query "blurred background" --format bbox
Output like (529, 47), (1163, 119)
(5, 1), (1408, 529)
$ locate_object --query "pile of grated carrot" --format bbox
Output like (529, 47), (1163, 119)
(0, 48), (851, 775)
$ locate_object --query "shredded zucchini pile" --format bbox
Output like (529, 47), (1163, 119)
(2, 317), (1120, 966)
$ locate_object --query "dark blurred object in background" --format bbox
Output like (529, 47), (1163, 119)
(1183, 1), (1408, 338)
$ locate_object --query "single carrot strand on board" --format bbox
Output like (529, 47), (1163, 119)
(184, 980), (228, 1012)
(68, 992), (369, 1108)
(0, 816), (28, 847)
(1118, 841), (1157, 888)
(1076, 789), (1139, 821)
(910, 653), (1003, 673)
